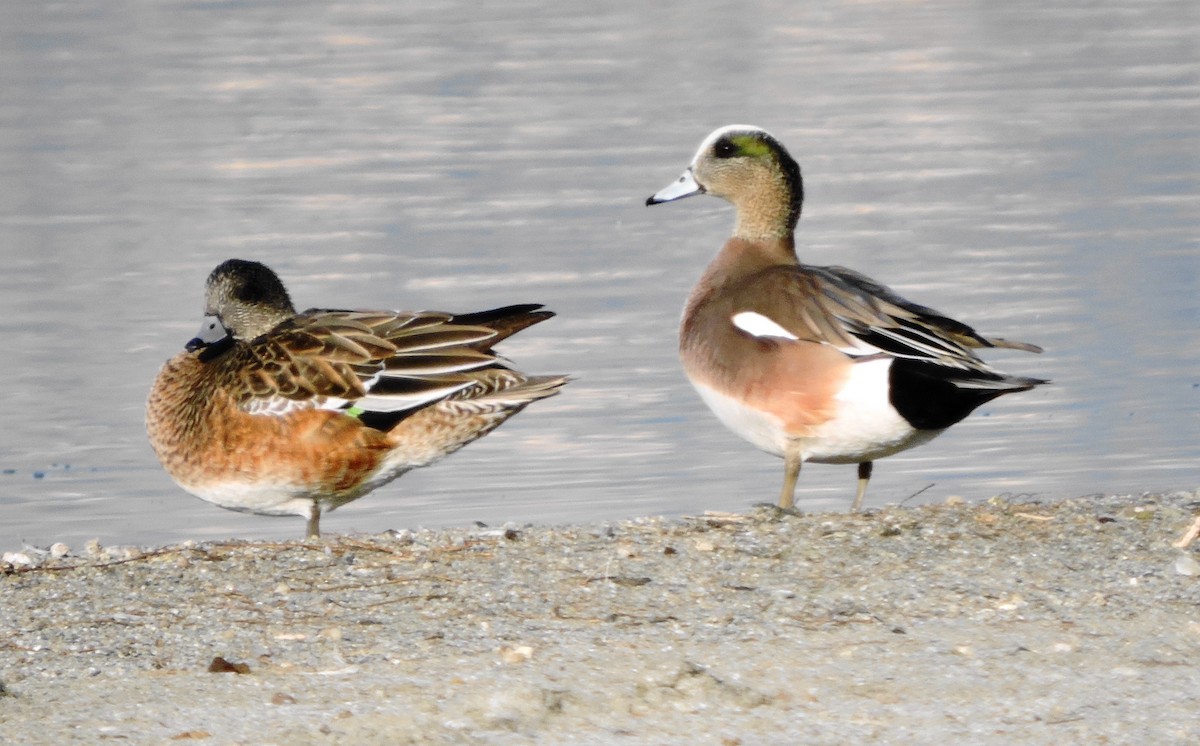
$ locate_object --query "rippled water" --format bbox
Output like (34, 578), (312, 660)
(1, 0), (1197, 549)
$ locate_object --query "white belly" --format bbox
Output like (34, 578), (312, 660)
(179, 467), (400, 519)
(690, 358), (943, 464)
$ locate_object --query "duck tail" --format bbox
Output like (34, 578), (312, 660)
(452, 304), (555, 345)
(983, 337), (1044, 354)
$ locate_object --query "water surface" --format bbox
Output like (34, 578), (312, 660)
(1, 0), (1197, 548)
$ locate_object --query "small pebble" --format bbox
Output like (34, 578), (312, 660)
(208, 657), (251, 674)
(1131, 506), (1156, 519)
(384, 528), (414, 545)
(996, 594), (1026, 611)
(49, 543), (70, 559)
(1174, 554), (1200, 577)
(2, 552), (32, 567)
(106, 546), (143, 561)
(499, 645), (534, 664)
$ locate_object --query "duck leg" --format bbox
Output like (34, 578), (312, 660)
(851, 461), (873, 512)
(778, 448), (802, 510)
(305, 508), (322, 539)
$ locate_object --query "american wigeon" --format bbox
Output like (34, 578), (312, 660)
(146, 259), (566, 538)
(647, 125), (1047, 511)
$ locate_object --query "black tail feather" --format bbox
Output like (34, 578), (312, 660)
(452, 304), (554, 345)
(890, 359), (1047, 430)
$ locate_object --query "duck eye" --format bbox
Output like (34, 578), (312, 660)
(713, 139), (738, 159)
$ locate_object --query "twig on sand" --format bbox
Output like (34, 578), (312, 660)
(1172, 515), (1200, 549)
(1013, 512), (1054, 522)
(899, 483), (936, 506)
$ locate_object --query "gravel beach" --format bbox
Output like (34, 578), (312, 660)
(3, 492), (1200, 744)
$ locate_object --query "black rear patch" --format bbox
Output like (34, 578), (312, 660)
(889, 360), (1012, 430)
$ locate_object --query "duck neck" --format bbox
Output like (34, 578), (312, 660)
(730, 170), (802, 242)
(698, 236), (799, 296)
(728, 235), (799, 271)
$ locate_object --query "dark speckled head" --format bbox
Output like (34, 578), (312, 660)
(198, 259), (297, 343)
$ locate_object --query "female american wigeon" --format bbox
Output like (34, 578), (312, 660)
(647, 125), (1046, 512)
(146, 259), (566, 538)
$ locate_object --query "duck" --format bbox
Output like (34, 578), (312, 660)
(146, 259), (566, 538)
(646, 125), (1047, 511)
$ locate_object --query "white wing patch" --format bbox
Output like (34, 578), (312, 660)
(352, 380), (476, 413)
(731, 312), (798, 340)
(826, 330), (887, 358)
(733, 310), (887, 358)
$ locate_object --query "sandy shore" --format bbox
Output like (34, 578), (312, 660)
(3, 492), (1199, 744)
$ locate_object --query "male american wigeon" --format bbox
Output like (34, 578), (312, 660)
(647, 125), (1047, 512)
(146, 259), (566, 538)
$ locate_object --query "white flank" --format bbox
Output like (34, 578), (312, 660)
(806, 358), (940, 463)
(688, 357), (944, 465)
(690, 379), (790, 457)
